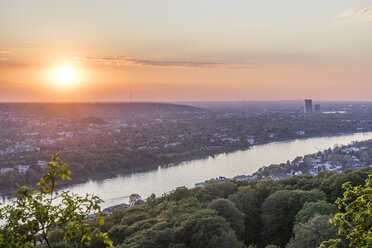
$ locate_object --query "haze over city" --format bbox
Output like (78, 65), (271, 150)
(2, 1), (372, 247)
(1, 0), (371, 102)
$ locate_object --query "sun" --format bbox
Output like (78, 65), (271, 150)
(56, 66), (75, 84)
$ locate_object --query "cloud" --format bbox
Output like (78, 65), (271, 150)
(0, 60), (33, 69)
(72, 56), (252, 69)
(357, 6), (372, 15)
(337, 6), (372, 22)
(357, 6), (372, 21)
(338, 10), (354, 17)
(331, 20), (352, 26)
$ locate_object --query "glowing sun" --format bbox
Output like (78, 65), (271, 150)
(56, 66), (75, 84)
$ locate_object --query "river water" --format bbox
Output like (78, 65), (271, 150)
(2, 132), (372, 208)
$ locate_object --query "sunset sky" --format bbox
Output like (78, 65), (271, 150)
(0, 0), (371, 102)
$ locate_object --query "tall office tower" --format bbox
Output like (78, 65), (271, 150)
(304, 99), (312, 113)
(314, 104), (320, 112)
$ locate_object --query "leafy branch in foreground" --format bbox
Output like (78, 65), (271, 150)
(0, 154), (112, 248)
(320, 175), (372, 248)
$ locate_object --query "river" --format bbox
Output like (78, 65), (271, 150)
(2, 132), (372, 208)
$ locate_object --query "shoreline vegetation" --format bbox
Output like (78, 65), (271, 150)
(1, 131), (371, 199)
(61, 131), (372, 187)
(3, 153), (371, 247)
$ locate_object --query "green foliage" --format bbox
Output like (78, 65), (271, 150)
(107, 225), (128, 246)
(48, 229), (65, 244)
(319, 169), (369, 203)
(254, 178), (281, 202)
(261, 189), (326, 247)
(80, 168), (370, 248)
(287, 215), (341, 248)
(175, 209), (244, 248)
(89, 229), (111, 248)
(166, 186), (192, 201)
(208, 198), (245, 237)
(2, 154), (370, 248)
(112, 207), (127, 224)
(200, 181), (238, 201)
(320, 176), (372, 248)
(228, 186), (261, 244)
(0, 155), (112, 248)
(228, 186), (260, 216)
(295, 200), (338, 224)
(121, 211), (149, 226)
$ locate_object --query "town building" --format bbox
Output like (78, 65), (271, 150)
(304, 99), (312, 113)
(314, 104), (321, 112)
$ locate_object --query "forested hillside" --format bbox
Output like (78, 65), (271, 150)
(47, 167), (371, 248)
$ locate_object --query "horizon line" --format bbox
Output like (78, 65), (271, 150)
(0, 100), (372, 104)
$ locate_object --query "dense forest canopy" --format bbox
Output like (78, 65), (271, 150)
(2, 157), (370, 248)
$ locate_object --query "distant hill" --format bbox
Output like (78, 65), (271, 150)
(0, 102), (203, 119)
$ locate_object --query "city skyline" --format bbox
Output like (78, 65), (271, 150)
(0, 1), (371, 102)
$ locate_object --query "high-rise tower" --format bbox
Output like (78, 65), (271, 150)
(304, 99), (312, 113)
(314, 104), (320, 112)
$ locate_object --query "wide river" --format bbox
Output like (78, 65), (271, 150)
(2, 132), (372, 208)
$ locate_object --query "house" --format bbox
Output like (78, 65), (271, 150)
(343, 147), (360, 153)
(233, 175), (250, 180)
(296, 131), (306, 136)
(17, 165), (30, 174)
(0, 168), (14, 174)
(37, 160), (48, 167)
(164, 142), (179, 148)
(268, 133), (276, 138)
(324, 163), (342, 172)
(195, 182), (205, 187)
(309, 158), (321, 166)
(247, 137), (255, 145)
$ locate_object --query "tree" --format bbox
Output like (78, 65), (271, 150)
(0, 155), (112, 248)
(228, 186), (261, 244)
(287, 215), (342, 248)
(175, 209), (244, 248)
(261, 189), (325, 247)
(147, 193), (156, 201)
(295, 200), (338, 224)
(209, 198), (245, 236)
(129, 193), (142, 207)
(200, 181), (238, 201)
(320, 176), (372, 248)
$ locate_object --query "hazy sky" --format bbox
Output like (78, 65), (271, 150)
(0, 0), (371, 102)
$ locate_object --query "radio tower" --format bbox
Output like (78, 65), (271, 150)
(130, 88), (133, 103)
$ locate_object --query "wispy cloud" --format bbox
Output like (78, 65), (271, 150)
(358, 7), (372, 15)
(330, 19), (352, 26)
(0, 60), (34, 69)
(357, 6), (372, 21)
(72, 56), (252, 69)
(338, 10), (354, 17)
(336, 6), (372, 23)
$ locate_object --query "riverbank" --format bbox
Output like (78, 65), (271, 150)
(0, 132), (368, 196)
(62, 131), (372, 184)
(1, 130), (372, 206)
